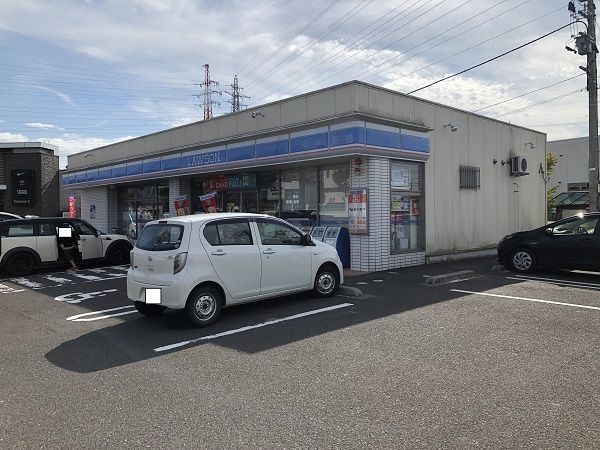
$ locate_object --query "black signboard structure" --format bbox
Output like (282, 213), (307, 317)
(11, 169), (35, 206)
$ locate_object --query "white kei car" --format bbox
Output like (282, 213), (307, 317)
(127, 213), (344, 327)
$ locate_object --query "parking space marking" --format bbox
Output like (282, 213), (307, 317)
(71, 273), (104, 281)
(154, 302), (354, 353)
(0, 284), (25, 294)
(66, 305), (136, 322)
(451, 289), (600, 312)
(42, 275), (74, 284)
(54, 289), (119, 304)
(506, 277), (600, 290)
(9, 278), (45, 289)
(509, 274), (600, 289)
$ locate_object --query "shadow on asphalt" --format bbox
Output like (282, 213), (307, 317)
(45, 258), (539, 373)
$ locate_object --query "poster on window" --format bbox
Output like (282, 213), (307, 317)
(199, 192), (218, 213)
(174, 195), (190, 216)
(391, 166), (410, 188)
(348, 188), (368, 234)
(68, 196), (77, 218)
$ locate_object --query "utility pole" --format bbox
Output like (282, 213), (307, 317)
(587, 0), (599, 212)
(196, 64), (220, 120)
(224, 75), (250, 112)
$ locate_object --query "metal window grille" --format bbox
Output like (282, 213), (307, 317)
(459, 166), (480, 190)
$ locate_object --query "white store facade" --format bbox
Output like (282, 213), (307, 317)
(64, 81), (547, 272)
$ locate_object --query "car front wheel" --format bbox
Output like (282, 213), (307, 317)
(186, 286), (223, 328)
(510, 248), (536, 273)
(109, 243), (131, 265)
(313, 265), (340, 298)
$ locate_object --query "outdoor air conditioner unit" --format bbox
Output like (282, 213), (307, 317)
(510, 155), (529, 177)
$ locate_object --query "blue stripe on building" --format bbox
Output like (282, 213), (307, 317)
(161, 156), (181, 171)
(366, 128), (400, 149)
(401, 134), (430, 153)
(112, 166), (127, 178)
(330, 127), (365, 147)
(182, 149), (227, 168)
(127, 163), (143, 176)
(143, 160), (161, 173)
(98, 168), (112, 180)
(256, 140), (289, 158)
(86, 170), (99, 182)
(290, 132), (328, 153)
(227, 145), (255, 162)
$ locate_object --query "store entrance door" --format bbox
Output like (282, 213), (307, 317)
(242, 191), (258, 213)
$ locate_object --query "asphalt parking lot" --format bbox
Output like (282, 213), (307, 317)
(2, 258), (600, 448)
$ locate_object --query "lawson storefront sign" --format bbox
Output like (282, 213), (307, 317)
(65, 121), (430, 186)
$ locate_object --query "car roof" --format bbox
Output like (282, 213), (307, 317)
(146, 213), (284, 226)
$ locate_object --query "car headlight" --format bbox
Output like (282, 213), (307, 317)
(499, 234), (513, 243)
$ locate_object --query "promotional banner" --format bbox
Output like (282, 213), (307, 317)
(12, 169), (35, 206)
(199, 192), (218, 213)
(348, 188), (368, 235)
(68, 196), (77, 218)
(174, 195), (190, 216)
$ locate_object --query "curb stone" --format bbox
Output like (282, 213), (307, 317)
(425, 270), (475, 285)
(339, 286), (364, 297)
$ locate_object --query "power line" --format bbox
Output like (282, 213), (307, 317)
(493, 88), (585, 118)
(470, 73), (585, 113)
(407, 22), (574, 94)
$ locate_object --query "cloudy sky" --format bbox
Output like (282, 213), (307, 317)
(0, 0), (589, 168)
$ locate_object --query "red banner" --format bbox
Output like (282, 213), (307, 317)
(202, 175), (229, 191)
(68, 196), (77, 218)
(199, 192), (218, 213)
(174, 195), (190, 216)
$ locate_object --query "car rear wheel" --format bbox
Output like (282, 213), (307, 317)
(510, 248), (536, 273)
(313, 265), (340, 298)
(6, 252), (35, 276)
(134, 301), (166, 316)
(109, 243), (131, 265)
(186, 286), (223, 328)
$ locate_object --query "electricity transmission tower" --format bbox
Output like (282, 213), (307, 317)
(224, 75), (250, 112)
(196, 64), (220, 120)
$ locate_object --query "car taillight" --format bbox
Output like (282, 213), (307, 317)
(174, 252), (188, 274)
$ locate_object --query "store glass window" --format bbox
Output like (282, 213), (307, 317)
(390, 161), (424, 253)
(258, 172), (279, 216)
(117, 182), (169, 238)
(319, 164), (349, 227)
(281, 168), (318, 227)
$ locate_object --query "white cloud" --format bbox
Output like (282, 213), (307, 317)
(31, 85), (74, 105)
(43, 134), (137, 169)
(26, 122), (64, 130)
(0, 131), (29, 142)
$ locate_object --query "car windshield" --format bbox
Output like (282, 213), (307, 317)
(136, 224), (184, 251)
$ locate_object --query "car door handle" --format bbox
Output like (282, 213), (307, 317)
(211, 251), (227, 256)
(263, 249), (276, 254)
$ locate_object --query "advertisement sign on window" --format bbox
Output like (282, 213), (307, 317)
(12, 169), (35, 206)
(174, 195), (190, 216)
(199, 192), (218, 213)
(348, 188), (367, 235)
(391, 166), (410, 188)
(68, 196), (77, 218)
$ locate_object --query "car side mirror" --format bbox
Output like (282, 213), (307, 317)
(301, 234), (315, 246)
(544, 228), (553, 236)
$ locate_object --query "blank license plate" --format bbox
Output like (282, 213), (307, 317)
(145, 288), (161, 304)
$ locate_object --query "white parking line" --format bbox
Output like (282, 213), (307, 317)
(154, 302), (354, 353)
(507, 276), (600, 290)
(42, 275), (74, 284)
(66, 305), (136, 322)
(9, 278), (45, 289)
(0, 284), (25, 294)
(510, 274), (600, 288)
(451, 289), (600, 312)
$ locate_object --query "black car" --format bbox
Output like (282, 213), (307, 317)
(498, 212), (600, 273)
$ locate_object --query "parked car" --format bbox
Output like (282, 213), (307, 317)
(498, 212), (600, 273)
(127, 213), (344, 327)
(0, 212), (22, 222)
(0, 218), (133, 276)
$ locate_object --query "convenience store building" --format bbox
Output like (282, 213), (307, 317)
(64, 81), (547, 272)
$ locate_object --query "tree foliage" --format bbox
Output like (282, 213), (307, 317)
(546, 152), (560, 217)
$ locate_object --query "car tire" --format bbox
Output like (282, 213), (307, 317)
(185, 286), (223, 328)
(313, 265), (340, 298)
(109, 243), (131, 265)
(6, 252), (35, 277)
(510, 248), (536, 273)
(134, 301), (166, 316)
